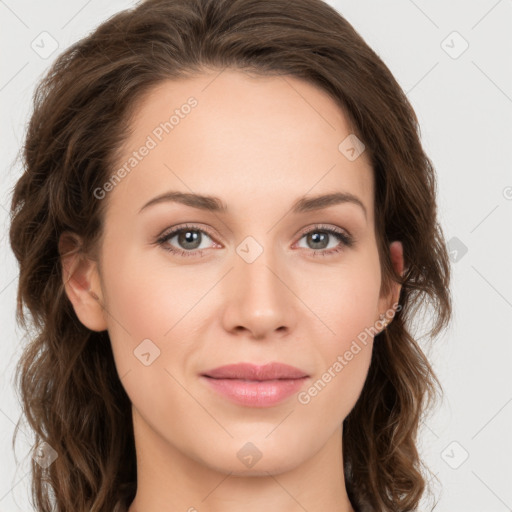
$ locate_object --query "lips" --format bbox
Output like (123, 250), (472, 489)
(201, 362), (309, 380)
(200, 362), (310, 407)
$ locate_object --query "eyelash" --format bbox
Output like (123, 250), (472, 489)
(155, 223), (354, 258)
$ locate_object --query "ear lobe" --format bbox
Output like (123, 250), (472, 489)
(59, 232), (107, 332)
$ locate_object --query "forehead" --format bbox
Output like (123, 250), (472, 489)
(106, 69), (374, 220)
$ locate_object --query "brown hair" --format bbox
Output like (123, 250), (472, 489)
(8, 0), (452, 510)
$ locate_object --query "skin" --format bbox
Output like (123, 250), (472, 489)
(60, 69), (404, 512)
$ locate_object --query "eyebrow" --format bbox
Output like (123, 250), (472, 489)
(138, 190), (367, 219)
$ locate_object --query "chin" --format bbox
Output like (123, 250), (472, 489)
(198, 441), (306, 477)
(209, 457), (302, 477)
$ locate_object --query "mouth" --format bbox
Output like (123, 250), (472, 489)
(200, 362), (310, 407)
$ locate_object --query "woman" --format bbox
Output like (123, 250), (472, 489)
(9, 0), (452, 510)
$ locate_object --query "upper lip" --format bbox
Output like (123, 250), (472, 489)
(201, 362), (309, 380)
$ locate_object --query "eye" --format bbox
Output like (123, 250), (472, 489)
(295, 224), (354, 256)
(155, 223), (218, 258)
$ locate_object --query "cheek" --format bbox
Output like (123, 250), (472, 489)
(298, 315), (375, 429)
(297, 260), (380, 413)
(100, 248), (215, 398)
(299, 254), (381, 340)
(101, 262), (196, 429)
(101, 244), (207, 342)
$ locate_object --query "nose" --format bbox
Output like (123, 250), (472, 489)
(221, 246), (297, 340)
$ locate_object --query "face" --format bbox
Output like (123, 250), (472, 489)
(63, 69), (402, 476)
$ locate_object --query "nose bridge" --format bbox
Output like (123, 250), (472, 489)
(222, 233), (295, 337)
(236, 234), (289, 307)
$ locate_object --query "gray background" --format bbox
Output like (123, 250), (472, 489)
(1, 0), (511, 510)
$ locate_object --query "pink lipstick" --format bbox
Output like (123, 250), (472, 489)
(200, 362), (310, 407)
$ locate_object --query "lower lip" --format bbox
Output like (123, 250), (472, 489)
(201, 376), (309, 407)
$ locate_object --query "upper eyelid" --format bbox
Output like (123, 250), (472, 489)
(158, 223), (217, 241)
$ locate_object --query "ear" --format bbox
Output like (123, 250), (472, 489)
(58, 232), (108, 332)
(376, 240), (405, 325)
